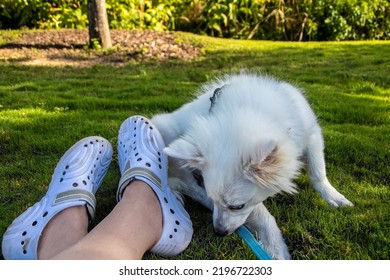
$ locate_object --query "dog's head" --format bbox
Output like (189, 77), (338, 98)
(164, 114), (302, 236)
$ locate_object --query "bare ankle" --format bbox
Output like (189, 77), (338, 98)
(38, 205), (88, 259)
(120, 180), (163, 247)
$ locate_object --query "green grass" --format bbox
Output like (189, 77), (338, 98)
(0, 31), (389, 260)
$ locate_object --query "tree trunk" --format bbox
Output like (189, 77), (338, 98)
(88, 0), (112, 49)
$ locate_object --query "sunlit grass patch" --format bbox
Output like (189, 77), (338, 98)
(0, 31), (389, 259)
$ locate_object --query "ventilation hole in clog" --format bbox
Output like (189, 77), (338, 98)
(88, 176), (90, 180)
(133, 147), (136, 151)
(90, 141), (93, 145)
(133, 141), (136, 145)
(94, 165), (96, 168)
(91, 170), (93, 174)
(82, 180), (87, 185)
(146, 162), (151, 167)
(137, 158), (142, 162)
(43, 212), (48, 217)
(133, 134), (136, 137)
(158, 158), (161, 162)
(96, 139), (99, 142)
(102, 144), (104, 147)
(175, 220), (180, 225)
(149, 126), (153, 130)
(73, 183), (78, 187)
(164, 197), (168, 203)
(99, 151), (102, 154)
(62, 172), (66, 176)
(32, 221), (37, 226)
(23, 250), (27, 254)
(174, 228), (177, 232)
(96, 157), (99, 161)
(65, 165), (69, 169)
(170, 209), (175, 214)
(159, 164), (162, 169)
(22, 231), (27, 236)
(158, 152), (161, 156)
(135, 153), (139, 156)
(84, 144), (88, 147)
(21, 241), (25, 245)
(60, 178), (63, 182)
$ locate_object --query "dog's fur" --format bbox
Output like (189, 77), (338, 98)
(151, 72), (353, 259)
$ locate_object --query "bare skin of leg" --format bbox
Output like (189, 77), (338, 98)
(37, 180), (162, 260)
(37, 206), (89, 259)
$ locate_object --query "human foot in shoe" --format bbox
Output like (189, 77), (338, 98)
(117, 116), (193, 257)
(2, 136), (113, 259)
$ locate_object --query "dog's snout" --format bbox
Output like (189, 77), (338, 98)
(213, 227), (229, 237)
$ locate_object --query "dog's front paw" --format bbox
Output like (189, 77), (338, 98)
(260, 238), (291, 260)
(247, 224), (292, 260)
(327, 193), (354, 208)
(320, 185), (354, 208)
(313, 180), (354, 207)
(246, 204), (292, 260)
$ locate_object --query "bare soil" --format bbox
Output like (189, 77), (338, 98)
(0, 29), (202, 67)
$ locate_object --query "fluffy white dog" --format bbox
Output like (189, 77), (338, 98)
(151, 72), (353, 259)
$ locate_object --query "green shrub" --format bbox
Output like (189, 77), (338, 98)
(311, 0), (390, 40)
(0, 0), (50, 29)
(0, 0), (389, 40)
(107, 0), (178, 30)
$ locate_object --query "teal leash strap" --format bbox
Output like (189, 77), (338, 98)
(236, 225), (273, 260)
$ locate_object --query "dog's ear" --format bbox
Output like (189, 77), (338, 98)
(245, 139), (280, 186)
(163, 138), (205, 169)
(244, 139), (298, 194)
(257, 139), (278, 163)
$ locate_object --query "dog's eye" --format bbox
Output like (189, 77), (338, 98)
(228, 204), (245, 210)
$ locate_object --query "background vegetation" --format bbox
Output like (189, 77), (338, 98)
(1, 0), (389, 41)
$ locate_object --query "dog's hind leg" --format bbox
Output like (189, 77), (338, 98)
(244, 203), (291, 260)
(305, 129), (353, 207)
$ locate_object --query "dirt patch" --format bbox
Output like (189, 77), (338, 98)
(0, 29), (202, 67)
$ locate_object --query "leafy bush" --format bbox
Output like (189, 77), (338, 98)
(107, 0), (177, 30)
(311, 0), (390, 40)
(180, 0), (390, 41)
(0, 0), (87, 29)
(0, 0), (49, 29)
(0, 0), (389, 40)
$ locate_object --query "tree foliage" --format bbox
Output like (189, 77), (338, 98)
(0, 0), (389, 41)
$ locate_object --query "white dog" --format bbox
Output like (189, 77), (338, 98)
(151, 72), (353, 259)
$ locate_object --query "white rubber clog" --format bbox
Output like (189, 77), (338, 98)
(117, 116), (193, 257)
(2, 136), (113, 259)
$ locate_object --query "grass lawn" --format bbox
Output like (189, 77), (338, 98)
(0, 31), (389, 260)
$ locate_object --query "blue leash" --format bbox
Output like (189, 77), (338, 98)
(235, 225), (273, 260)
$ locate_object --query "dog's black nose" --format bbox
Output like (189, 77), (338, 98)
(213, 227), (229, 237)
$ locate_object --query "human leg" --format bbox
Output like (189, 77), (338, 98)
(52, 116), (193, 259)
(2, 116), (193, 260)
(37, 205), (88, 259)
(51, 180), (162, 259)
(116, 116), (193, 257)
(2, 136), (113, 260)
